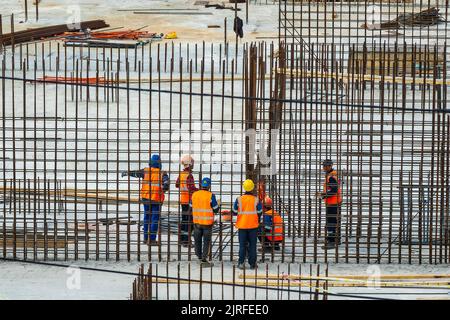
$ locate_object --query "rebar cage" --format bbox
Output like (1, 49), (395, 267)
(0, 1), (449, 264)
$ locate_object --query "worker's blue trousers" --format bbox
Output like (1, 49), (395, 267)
(143, 203), (161, 241)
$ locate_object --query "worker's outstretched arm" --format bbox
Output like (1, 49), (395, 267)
(122, 169), (145, 178)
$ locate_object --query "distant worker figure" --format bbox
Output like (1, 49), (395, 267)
(190, 177), (220, 267)
(316, 159), (342, 249)
(175, 155), (198, 247)
(259, 196), (284, 252)
(233, 179), (263, 270)
(122, 154), (169, 245)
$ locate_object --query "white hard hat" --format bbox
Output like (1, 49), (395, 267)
(181, 154), (194, 167)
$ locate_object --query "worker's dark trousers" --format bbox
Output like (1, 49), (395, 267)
(193, 224), (212, 260)
(143, 202), (161, 241)
(326, 205), (341, 244)
(179, 204), (192, 245)
(238, 228), (258, 267)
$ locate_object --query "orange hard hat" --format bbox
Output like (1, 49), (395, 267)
(263, 196), (273, 207)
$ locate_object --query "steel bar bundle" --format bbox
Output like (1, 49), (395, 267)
(0, 20), (109, 46)
(381, 7), (446, 29)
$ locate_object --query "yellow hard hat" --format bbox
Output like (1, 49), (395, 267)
(243, 179), (255, 192)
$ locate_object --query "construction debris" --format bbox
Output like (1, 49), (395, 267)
(61, 30), (156, 41)
(205, 3), (241, 11)
(164, 32), (178, 39)
(56, 28), (157, 48)
(64, 39), (148, 48)
(362, 7), (446, 30)
(0, 20), (109, 46)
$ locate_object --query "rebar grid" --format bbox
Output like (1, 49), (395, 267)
(0, 2), (449, 264)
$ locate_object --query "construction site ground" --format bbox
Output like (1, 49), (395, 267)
(1, 259), (450, 300)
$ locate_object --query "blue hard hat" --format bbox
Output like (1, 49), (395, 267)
(150, 154), (161, 168)
(322, 159), (333, 167)
(201, 177), (211, 188)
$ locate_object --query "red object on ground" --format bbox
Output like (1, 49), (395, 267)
(37, 76), (107, 84)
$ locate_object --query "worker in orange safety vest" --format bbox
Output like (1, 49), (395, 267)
(232, 179), (263, 270)
(316, 159), (342, 249)
(258, 196), (284, 252)
(190, 177), (220, 267)
(122, 154), (169, 245)
(175, 155), (198, 247)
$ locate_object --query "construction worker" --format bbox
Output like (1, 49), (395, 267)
(232, 179), (263, 270)
(190, 177), (220, 267)
(259, 196), (283, 252)
(316, 159), (342, 249)
(175, 155), (198, 247)
(122, 154), (169, 245)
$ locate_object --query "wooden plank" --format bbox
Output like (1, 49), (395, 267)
(239, 273), (450, 280)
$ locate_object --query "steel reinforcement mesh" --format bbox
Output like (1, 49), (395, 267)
(0, 4), (449, 263)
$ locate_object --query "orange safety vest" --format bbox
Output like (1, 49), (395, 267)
(140, 167), (165, 203)
(178, 171), (190, 205)
(264, 209), (283, 242)
(236, 195), (260, 229)
(323, 170), (342, 206)
(191, 190), (214, 226)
